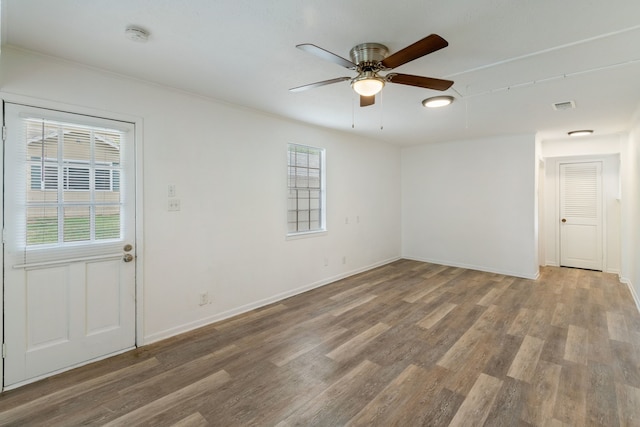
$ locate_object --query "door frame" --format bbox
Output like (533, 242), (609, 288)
(1, 93), (145, 391)
(542, 153), (621, 273)
(558, 161), (603, 270)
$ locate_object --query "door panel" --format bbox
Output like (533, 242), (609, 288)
(26, 266), (70, 350)
(559, 162), (603, 270)
(3, 103), (136, 387)
(86, 259), (123, 335)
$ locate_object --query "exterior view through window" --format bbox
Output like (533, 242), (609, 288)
(287, 143), (325, 234)
(25, 118), (123, 246)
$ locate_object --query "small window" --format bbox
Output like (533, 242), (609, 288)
(24, 118), (124, 246)
(287, 143), (325, 235)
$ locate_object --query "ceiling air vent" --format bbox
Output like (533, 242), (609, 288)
(552, 101), (576, 111)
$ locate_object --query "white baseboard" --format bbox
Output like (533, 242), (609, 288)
(402, 255), (539, 280)
(143, 256), (401, 345)
(620, 276), (640, 313)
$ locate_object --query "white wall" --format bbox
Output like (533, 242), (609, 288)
(401, 134), (538, 279)
(540, 134), (623, 274)
(0, 48), (401, 343)
(622, 112), (640, 308)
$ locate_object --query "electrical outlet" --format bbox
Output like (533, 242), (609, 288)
(199, 292), (209, 306)
(168, 184), (176, 197)
(168, 199), (181, 211)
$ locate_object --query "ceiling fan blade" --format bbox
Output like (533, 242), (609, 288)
(296, 44), (356, 69)
(381, 34), (448, 69)
(360, 95), (375, 107)
(289, 77), (351, 92)
(387, 73), (453, 91)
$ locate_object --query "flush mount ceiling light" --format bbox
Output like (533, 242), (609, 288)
(422, 95), (454, 108)
(125, 26), (149, 42)
(568, 130), (593, 137)
(351, 71), (385, 96)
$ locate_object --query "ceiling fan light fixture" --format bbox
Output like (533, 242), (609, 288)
(567, 130), (593, 137)
(422, 95), (454, 108)
(352, 73), (385, 96)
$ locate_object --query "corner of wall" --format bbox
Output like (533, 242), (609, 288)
(620, 276), (640, 313)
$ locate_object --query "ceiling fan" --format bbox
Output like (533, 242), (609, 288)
(290, 34), (454, 107)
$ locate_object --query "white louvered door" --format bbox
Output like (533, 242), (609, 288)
(559, 162), (603, 271)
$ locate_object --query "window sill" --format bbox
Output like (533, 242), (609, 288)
(286, 230), (327, 241)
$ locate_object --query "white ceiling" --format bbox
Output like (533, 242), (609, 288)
(2, 0), (640, 146)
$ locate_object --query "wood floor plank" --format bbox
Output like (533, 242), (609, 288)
(554, 363), (588, 426)
(436, 304), (500, 370)
(586, 362), (619, 426)
(483, 333), (524, 379)
(170, 412), (209, 427)
(2, 262), (639, 426)
(507, 335), (545, 383)
(0, 357), (160, 425)
(508, 307), (535, 337)
(615, 383), (640, 427)
(476, 287), (505, 307)
(444, 337), (496, 396)
(275, 359), (382, 426)
(102, 370), (231, 426)
(564, 324), (589, 365)
(483, 376), (526, 426)
(416, 387), (465, 427)
(214, 304), (288, 331)
(520, 360), (562, 426)
(610, 339), (640, 389)
(551, 302), (571, 328)
(448, 373), (503, 427)
(329, 294), (378, 316)
(607, 311), (631, 342)
(587, 326), (614, 364)
(402, 276), (450, 303)
(347, 364), (440, 426)
(270, 324), (348, 367)
(417, 302), (457, 329)
(326, 322), (390, 362)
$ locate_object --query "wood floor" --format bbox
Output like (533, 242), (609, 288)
(1, 260), (640, 426)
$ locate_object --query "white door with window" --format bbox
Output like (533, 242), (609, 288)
(559, 161), (603, 271)
(3, 103), (136, 388)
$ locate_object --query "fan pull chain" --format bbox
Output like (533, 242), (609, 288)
(352, 93), (355, 129)
(379, 92), (384, 130)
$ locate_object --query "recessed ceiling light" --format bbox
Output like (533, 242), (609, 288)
(422, 96), (454, 108)
(125, 26), (149, 43)
(567, 130), (593, 137)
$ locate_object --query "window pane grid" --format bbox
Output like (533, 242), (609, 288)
(287, 144), (324, 234)
(25, 119), (124, 246)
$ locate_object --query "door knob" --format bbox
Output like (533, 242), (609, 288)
(123, 244), (133, 252)
(561, 218), (567, 223)
(123, 253), (134, 263)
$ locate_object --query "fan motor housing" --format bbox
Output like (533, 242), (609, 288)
(349, 43), (389, 67)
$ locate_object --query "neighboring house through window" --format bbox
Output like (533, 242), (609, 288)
(25, 120), (124, 245)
